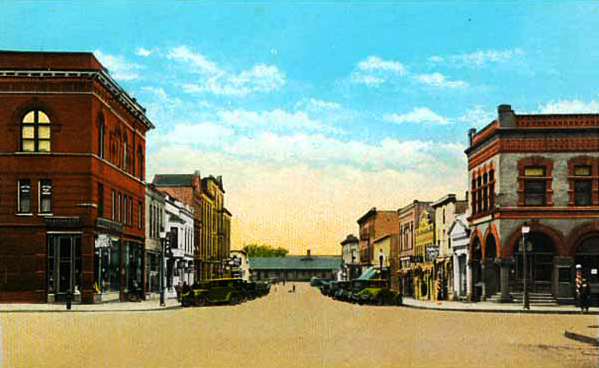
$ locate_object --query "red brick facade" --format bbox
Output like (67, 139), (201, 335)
(0, 51), (153, 303)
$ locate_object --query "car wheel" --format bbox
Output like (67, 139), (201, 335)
(229, 295), (239, 305)
(194, 295), (206, 307)
(376, 296), (384, 306)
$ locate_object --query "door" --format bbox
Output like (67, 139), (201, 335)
(48, 235), (82, 301)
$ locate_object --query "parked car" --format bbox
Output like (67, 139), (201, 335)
(256, 280), (271, 296)
(333, 281), (352, 301)
(353, 279), (402, 306)
(182, 278), (245, 307)
(310, 277), (327, 287)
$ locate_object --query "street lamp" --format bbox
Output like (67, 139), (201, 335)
(159, 229), (167, 307)
(521, 222), (530, 310)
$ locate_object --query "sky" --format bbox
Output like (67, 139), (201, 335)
(2, 1), (598, 255)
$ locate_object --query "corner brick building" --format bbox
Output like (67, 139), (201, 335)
(0, 51), (154, 303)
(466, 105), (598, 305)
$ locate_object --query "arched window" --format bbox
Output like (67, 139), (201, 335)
(98, 114), (105, 158)
(123, 134), (128, 171)
(21, 110), (51, 152)
(137, 146), (144, 180)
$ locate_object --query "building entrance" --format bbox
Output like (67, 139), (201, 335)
(514, 233), (555, 293)
(48, 234), (82, 301)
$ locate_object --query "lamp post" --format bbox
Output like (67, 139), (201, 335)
(521, 222), (530, 310)
(159, 229), (167, 307)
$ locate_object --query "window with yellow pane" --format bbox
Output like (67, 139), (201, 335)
(21, 110), (51, 152)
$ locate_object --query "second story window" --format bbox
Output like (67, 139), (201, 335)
(524, 167), (546, 206)
(18, 179), (31, 213)
(574, 166), (592, 206)
(138, 201), (142, 230)
(98, 183), (104, 217)
(111, 190), (116, 221)
(21, 110), (51, 152)
(39, 179), (52, 213)
(98, 115), (105, 159)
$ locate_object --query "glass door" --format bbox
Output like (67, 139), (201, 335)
(48, 235), (81, 300)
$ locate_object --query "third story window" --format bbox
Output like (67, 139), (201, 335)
(21, 110), (51, 152)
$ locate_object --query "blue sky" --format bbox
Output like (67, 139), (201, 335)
(2, 2), (598, 254)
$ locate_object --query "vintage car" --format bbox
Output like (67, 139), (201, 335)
(181, 278), (245, 307)
(241, 280), (258, 300)
(318, 280), (332, 296)
(255, 281), (271, 296)
(352, 279), (402, 306)
(333, 281), (352, 301)
(310, 277), (327, 287)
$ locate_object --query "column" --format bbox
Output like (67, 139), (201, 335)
(497, 258), (513, 303)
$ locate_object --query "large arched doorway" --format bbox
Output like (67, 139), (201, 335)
(574, 235), (599, 306)
(513, 232), (555, 293)
(471, 237), (482, 301)
(483, 236), (499, 297)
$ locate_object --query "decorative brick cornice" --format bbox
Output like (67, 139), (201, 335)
(516, 114), (599, 128)
(468, 138), (599, 170)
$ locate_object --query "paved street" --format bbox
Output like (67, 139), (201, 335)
(1, 283), (597, 368)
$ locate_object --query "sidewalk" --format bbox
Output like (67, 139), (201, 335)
(0, 299), (182, 313)
(401, 297), (599, 315)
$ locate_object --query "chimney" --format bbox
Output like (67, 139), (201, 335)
(497, 104), (516, 127)
(468, 128), (477, 146)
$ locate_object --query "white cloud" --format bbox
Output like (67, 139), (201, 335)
(167, 46), (222, 76)
(217, 109), (341, 134)
(94, 50), (142, 81)
(536, 99), (599, 114)
(413, 72), (469, 89)
(153, 122), (234, 147)
(384, 107), (450, 125)
(349, 73), (385, 86)
(350, 56), (407, 86)
(456, 106), (496, 128)
(141, 86), (168, 99)
(428, 55), (444, 63)
(306, 98), (342, 110)
(430, 48), (525, 68)
(167, 46), (285, 96)
(357, 56), (407, 75)
(135, 47), (153, 57)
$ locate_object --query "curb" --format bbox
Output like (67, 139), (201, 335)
(0, 305), (183, 314)
(401, 302), (599, 315)
(564, 331), (599, 346)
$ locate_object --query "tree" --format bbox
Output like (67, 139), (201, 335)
(243, 244), (289, 257)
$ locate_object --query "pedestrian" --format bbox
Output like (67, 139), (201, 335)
(292, 284), (296, 293)
(580, 279), (591, 313)
(175, 282), (182, 302)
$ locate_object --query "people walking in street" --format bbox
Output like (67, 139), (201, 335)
(579, 279), (591, 313)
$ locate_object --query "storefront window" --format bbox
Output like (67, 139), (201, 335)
(94, 238), (121, 293)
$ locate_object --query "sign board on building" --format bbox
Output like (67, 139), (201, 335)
(95, 234), (111, 249)
(426, 246), (439, 262)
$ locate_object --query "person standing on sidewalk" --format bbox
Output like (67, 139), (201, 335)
(579, 279), (591, 313)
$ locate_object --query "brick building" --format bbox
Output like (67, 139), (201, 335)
(393, 200), (432, 296)
(0, 51), (153, 303)
(153, 172), (232, 281)
(356, 208), (399, 274)
(465, 104), (599, 305)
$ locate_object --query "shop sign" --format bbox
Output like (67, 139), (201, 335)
(95, 234), (111, 248)
(44, 216), (81, 228)
(426, 247), (439, 262)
